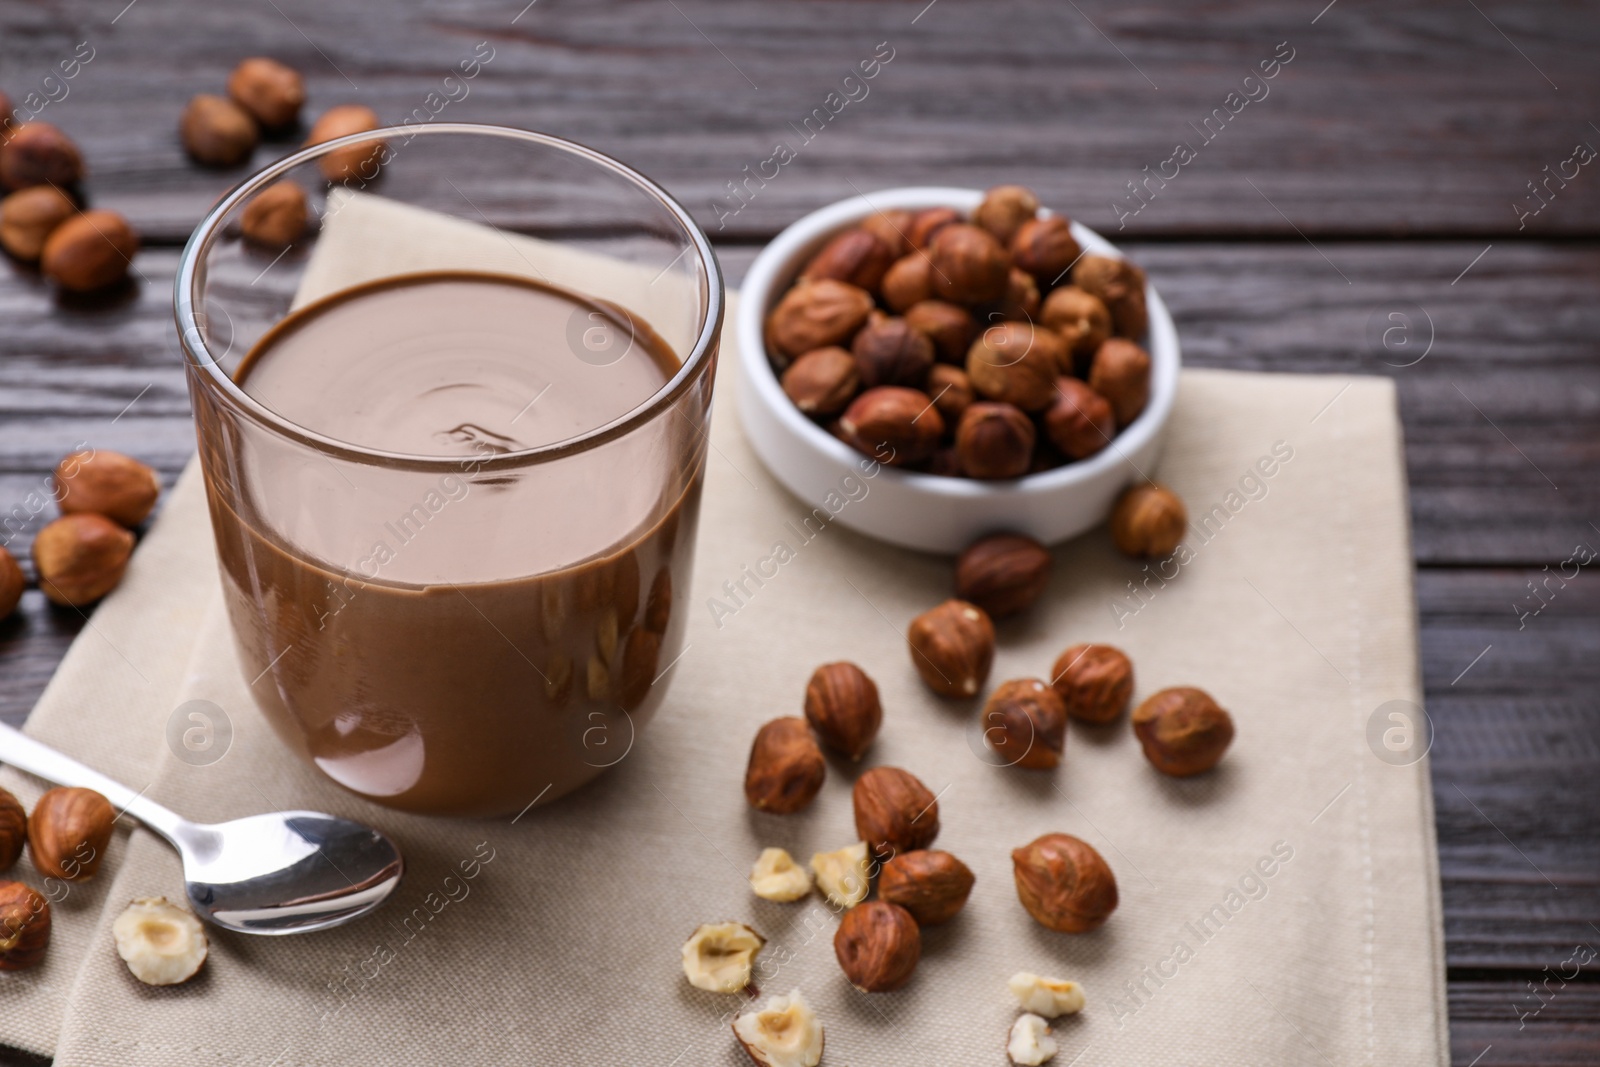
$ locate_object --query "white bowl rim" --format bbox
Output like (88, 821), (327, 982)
(734, 186), (1180, 502)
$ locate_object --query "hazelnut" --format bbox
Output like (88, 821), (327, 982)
(112, 897), (208, 986)
(0, 546), (23, 620)
(0, 185), (75, 261)
(1110, 482), (1187, 558)
(227, 57), (306, 128)
(1087, 337), (1151, 428)
(810, 842), (871, 908)
(879, 253), (934, 312)
(306, 104), (384, 182)
(966, 322), (1063, 412)
(41, 209), (139, 292)
(781, 346), (859, 418)
(744, 717), (825, 814)
(956, 402), (1034, 480)
(1008, 972), (1086, 1017)
(0, 788), (24, 871)
(907, 599), (994, 698)
(1042, 378), (1115, 459)
(799, 226), (893, 292)
(1072, 253), (1148, 338)
(0, 881), (51, 971)
(925, 445), (962, 477)
(954, 532), (1051, 619)
(0, 123), (84, 191)
(765, 279), (874, 362)
(859, 207), (914, 258)
(996, 267), (1040, 321)
(833, 901), (920, 992)
(851, 314), (935, 389)
(1006, 1014), (1059, 1066)
(28, 786), (113, 881)
(0, 92), (10, 133)
(1132, 686), (1235, 776)
(853, 765), (939, 858)
(907, 206), (960, 250)
(878, 850), (975, 925)
(180, 94), (259, 167)
(972, 184), (1040, 245)
(681, 921), (765, 993)
(240, 180), (309, 249)
(904, 299), (977, 363)
(733, 989), (825, 1067)
(926, 363), (974, 426)
(1050, 643), (1134, 724)
(1039, 286), (1111, 365)
(837, 386), (943, 467)
(749, 847), (812, 902)
(982, 679), (1068, 770)
(1011, 832), (1118, 933)
(1010, 216), (1082, 284)
(803, 662), (881, 760)
(32, 513), (134, 606)
(54, 449), (160, 527)
(929, 223), (1011, 306)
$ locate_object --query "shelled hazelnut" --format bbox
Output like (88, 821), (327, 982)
(1011, 832), (1118, 933)
(926, 364), (975, 426)
(0, 549), (19, 620)
(782, 347), (859, 418)
(0, 881), (51, 971)
(1132, 687), (1235, 776)
(240, 180), (309, 249)
(750, 847), (812, 902)
(744, 717), (826, 813)
(966, 322), (1061, 412)
(766, 279), (875, 362)
(799, 226), (893, 292)
(929, 223), (1011, 305)
(1007, 1014), (1059, 1066)
(227, 57), (306, 129)
(983, 679), (1068, 770)
(1109, 482), (1187, 558)
(54, 450), (160, 527)
(851, 314), (935, 388)
(180, 94), (259, 167)
(860, 207), (914, 258)
(878, 850), (975, 925)
(907, 599), (994, 698)
(113, 897), (208, 986)
(733, 989), (824, 1067)
(972, 184), (1040, 246)
(956, 402), (1034, 480)
(28, 786), (113, 881)
(954, 532), (1051, 618)
(1042, 378), (1115, 460)
(0, 186), (75, 261)
(41, 209), (138, 292)
(837, 386), (943, 467)
(682, 922), (766, 992)
(32, 513), (134, 606)
(834, 901), (920, 992)
(810, 842), (871, 909)
(0, 788), (24, 870)
(1010, 216), (1081, 284)
(904, 300), (977, 363)
(1087, 338), (1151, 428)
(803, 661), (881, 760)
(0, 123), (84, 191)
(853, 766), (939, 859)
(306, 104), (384, 182)
(1072, 254), (1148, 339)
(1050, 643), (1134, 724)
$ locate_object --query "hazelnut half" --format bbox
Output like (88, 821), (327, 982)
(837, 386), (943, 467)
(972, 184), (1040, 245)
(834, 901), (920, 992)
(851, 314), (935, 389)
(1109, 482), (1187, 558)
(1043, 378), (1114, 460)
(732, 989), (825, 1067)
(227, 57), (306, 129)
(0, 547), (20, 619)
(957, 402), (1035, 480)
(1086, 337), (1151, 428)
(112, 897), (208, 986)
(0, 185), (75, 262)
(1006, 1014), (1059, 1066)
(1072, 253), (1148, 339)
(180, 94), (259, 167)
(880, 254), (934, 312)
(1132, 686), (1235, 776)
(907, 599), (995, 698)
(1010, 216), (1082, 284)
(926, 363), (975, 427)
(0, 123), (84, 191)
(1011, 832), (1118, 933)
(744, 718), (825, 814)
(878, 850), (975, 925)
(28, 786), (113, 881)
(0, 788), (24, 871)
(803, 661), (881, 760)
(1008, 972), (1086, 1017)
(983, 678), (1068, 770)
(41, 209), (138, 292)
(240, 180), (309, 249)
(750, 847), (812, 902)
(810, 842), (871, 909)
(32, 513), (135, 606)
(929, 223), (1011, 306)
(955, 532), (1051, 619)
(853, 766), (939, 859)
(799, 226), (893, 292)
(966, 322), (1063, 412)
(904, 299), (977, 364)
(1039, 286), (1111, 365)
(306, 104), (384, 182)
(54, 449), (160, 527)
(1050, 644), (1134, 724)
(766, 279), (874, 362)
(0, 881), (51, 971)
(781, 347), (859, 418)
(681, 921), (766, 993)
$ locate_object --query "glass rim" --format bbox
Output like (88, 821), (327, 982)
(173, 122), (724, 473)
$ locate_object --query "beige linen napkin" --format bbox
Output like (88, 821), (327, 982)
(6, 192), (1446, 1065)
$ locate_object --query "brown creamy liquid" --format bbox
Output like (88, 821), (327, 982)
(208, 272), (700, 816)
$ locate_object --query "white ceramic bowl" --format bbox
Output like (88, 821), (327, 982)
(735, 187), (1180, 553)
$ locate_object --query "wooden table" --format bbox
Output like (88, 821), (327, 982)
(2, 2), (1595, 1062)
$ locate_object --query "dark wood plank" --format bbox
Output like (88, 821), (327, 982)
(1451, 982), (1600, 1066)
(3, 0), (1597, 243)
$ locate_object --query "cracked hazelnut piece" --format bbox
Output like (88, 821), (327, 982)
(879, 850), (975, 925)
(853, 766), (939, 859)
(1133, 686), (1234, 776)
(955, 533), (1052, 619)
(750, 848), (811, 902)
(810, 842), (871, 909)
(1007, 1013), (1060, 1065)
(0, 881), (51, 971)
(983, 679), (1068, 770)
(804, 662), (882, 760)
(1043, 378), (1114, 460)
(113, 897), (207, 986)
(835, 901), (920, 992)
(973, 184), (1040, 246)
(966, 322), (1064, 412)
(682, 921), (765, 993)
(32, 513), (135, 607)
(907, 599), (995, 698)
(54, 450), (160, 527)
(733, 988), (824, 1067)
(1072, 254), (1148, 339)
(930, 223), (1011, 306)
(1087, 338), (1151, 428)
(1109, 483), (1187, 559)
(799, 226), (893, 292)
(1011, 833), (1118, 933)
(766, 279), (875, 362)
(1050, 644), (1133, 724)
(744, 718), (826, 814)
(1008, 972), (1086, 1017)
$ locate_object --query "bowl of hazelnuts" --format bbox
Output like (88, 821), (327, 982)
(735, 186), (1179, 553)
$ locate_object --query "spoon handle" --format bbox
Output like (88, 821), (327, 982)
(0, 723), (186, 844)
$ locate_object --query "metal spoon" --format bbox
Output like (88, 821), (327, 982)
(0, 723), (403, 935)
